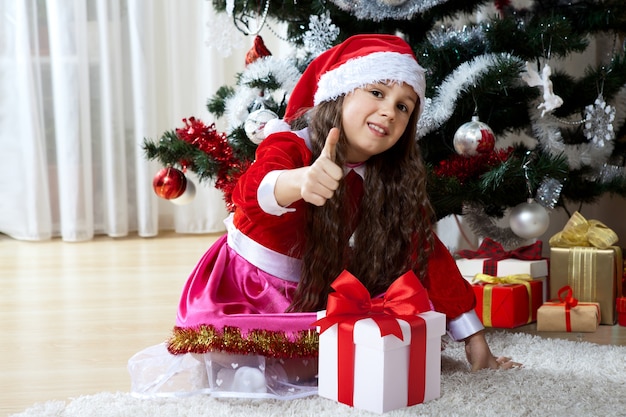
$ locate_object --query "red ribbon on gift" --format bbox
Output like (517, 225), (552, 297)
(557, 285), (579, 332)
(313, 270), (431, 407)
(456, 238), (543, 276)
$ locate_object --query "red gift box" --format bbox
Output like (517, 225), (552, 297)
(473, 277), (543, 328)
(618, 297), (626, 327)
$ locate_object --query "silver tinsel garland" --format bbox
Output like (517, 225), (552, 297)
(224, 56), (301, 131)
(462, 202), (529, 250)
(330, 0), (450, 21)
(426, 25), (486, 49)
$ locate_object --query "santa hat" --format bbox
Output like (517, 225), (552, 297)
(265, 34), (426, 136)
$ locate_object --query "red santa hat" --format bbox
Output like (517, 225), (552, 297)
(264, 34), (426, 136)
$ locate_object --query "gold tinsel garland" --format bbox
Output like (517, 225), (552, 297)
(167, 325), (319, 358)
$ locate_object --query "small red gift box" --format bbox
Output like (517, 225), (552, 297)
(617, 297), (626, 327)
(472, 274), (543, 328)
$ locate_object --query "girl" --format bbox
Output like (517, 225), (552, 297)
(129, 34), (518, 399)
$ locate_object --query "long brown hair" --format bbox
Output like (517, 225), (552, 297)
(287, 94), (436, 312)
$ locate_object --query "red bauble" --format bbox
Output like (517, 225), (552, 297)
(153, 167), (187, 200)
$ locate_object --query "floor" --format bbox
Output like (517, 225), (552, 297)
(1, 232), (624, 416)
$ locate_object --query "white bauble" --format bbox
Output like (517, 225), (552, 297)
(244, 108), (279, 145)
(509, 199), (550, 239)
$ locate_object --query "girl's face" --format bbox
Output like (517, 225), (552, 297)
(341, 82), (418, 164)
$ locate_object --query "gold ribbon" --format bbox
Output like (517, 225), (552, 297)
(473, 274), (534, 327)
(568, 247), (597, 302)
(549, 211), (618, 249)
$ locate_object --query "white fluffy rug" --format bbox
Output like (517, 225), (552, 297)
(10, 332), (626, 417)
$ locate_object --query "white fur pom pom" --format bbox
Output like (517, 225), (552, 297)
(263, 118), (291, 138)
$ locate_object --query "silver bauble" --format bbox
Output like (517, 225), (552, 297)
(244, 108), (278, 145)
(170, 179), (196, 205)
(453, 115), (496, 157)
(509, 199), (550, 239)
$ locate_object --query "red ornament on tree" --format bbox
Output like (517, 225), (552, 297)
(245, 35), (272, 66)
(494, 0), (512, 14)
(152, 167), (187, 200)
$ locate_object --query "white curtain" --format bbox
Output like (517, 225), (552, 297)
(0, 0), (259, 241)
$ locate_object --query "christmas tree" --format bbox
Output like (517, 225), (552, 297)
(144, 0), (626, 247)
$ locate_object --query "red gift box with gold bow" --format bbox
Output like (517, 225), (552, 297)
(314, 270), (445, 414)
(472, 273), (544, 328)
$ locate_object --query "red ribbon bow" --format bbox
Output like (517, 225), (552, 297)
(456, 238), (543, 276)
(313, 270), (431, 407)
(314, 270), (431, 339)
(557, 285), (578, 332)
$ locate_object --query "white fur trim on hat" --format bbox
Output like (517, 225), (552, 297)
(314, 51), (426, 108)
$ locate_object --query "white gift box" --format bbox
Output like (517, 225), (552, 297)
(456, 258), (548, 278)
(317, 310), (446, 414)
(455, 258), (549, 301)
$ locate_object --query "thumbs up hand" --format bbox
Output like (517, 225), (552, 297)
(301, 128), (343, 206)
(320, 126), (338, 162)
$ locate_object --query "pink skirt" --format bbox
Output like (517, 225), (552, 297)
(170, 234), (318, 358)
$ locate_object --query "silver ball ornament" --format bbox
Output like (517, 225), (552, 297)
(453, 115), (496, 157)
(509, 199), (550, 239)
(244, 108), (278, 145)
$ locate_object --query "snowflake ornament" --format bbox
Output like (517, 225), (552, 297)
(584, 95), (616, 148)
(302, 11), (339, 57)
(204, 10), (245, 57)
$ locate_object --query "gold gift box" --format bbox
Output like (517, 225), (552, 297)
(549, 247), (622, 325)
(537, 302), (600, 332)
